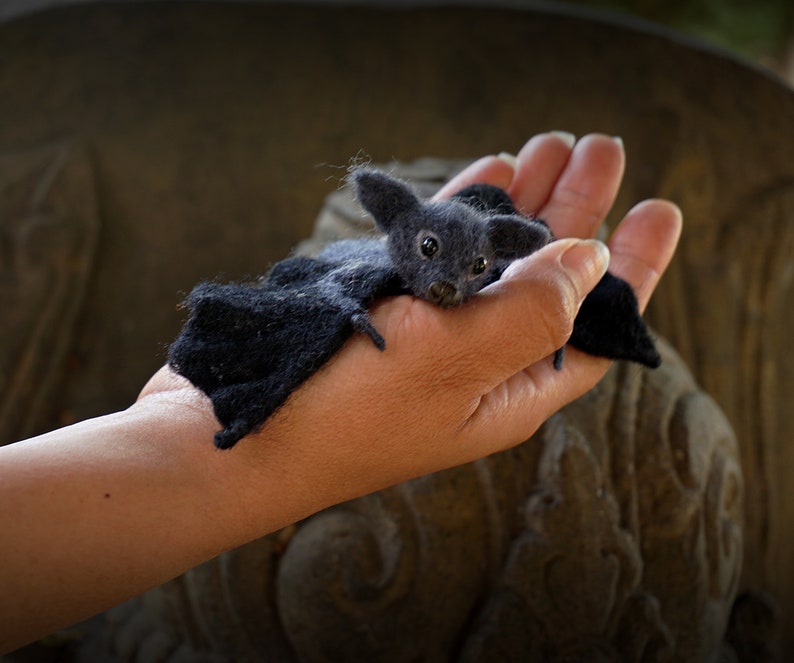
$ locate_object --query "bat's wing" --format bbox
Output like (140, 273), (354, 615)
(569, 272), (661, 368)
(168, 255), (403, 449)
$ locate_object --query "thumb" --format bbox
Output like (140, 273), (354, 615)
(454, 238), (610, 385)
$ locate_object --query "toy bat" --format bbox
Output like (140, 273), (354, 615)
(168, 169), (660, 449)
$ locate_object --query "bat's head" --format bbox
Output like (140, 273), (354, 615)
(351, 168), (551, 308)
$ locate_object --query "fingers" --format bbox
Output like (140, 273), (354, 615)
(501, 132), (679, 311)
(432, 130), (576, 204)
(506, 131), (576, 214)
(432, 155), (515, 201)
(606, 199), (683, 311)
(434, 132), (624, 247)
(536, 134), (625, 240)
(447, 238), (611, 388)
(460, 197), (683, 450)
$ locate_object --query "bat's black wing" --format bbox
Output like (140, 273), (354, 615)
(569, 271), (660, 367)
(452, 184), (661, 369)
(168, 249), (404, 449)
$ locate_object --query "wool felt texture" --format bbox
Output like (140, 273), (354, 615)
(168, 169), (660, 450)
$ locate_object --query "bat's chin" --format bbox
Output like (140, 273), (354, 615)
(425, 281), (463, 308)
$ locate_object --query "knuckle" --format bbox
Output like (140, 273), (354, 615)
(534, 272), (578, 347)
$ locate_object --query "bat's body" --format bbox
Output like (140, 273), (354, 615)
(168, 170), (660, 449)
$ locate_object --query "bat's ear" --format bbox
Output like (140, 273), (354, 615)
(488, 215), (552, 260)
(351, 169), (421, 232)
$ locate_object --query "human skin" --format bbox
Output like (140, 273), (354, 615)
(0, 132), (681, 653)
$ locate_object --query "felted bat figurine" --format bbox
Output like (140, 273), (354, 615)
(168, 169), (660, 450)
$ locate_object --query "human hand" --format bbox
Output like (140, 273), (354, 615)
(138, 132), (681, 517)
(0, 133), (680, 651)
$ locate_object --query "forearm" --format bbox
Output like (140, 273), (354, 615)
(0, 132), (683, 654)
(0, 396), (319, 653)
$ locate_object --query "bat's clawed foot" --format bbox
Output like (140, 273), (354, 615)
(214, 422), (250, 450)
(351, 312), (386, 351)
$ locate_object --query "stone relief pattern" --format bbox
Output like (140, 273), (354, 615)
(458, 342), (742, 662)
(0, 141), (99, 444)
(105, 161), (744, 662)
(648, 128), (794, 651)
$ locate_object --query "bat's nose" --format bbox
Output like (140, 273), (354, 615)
(426, 281), (462, 308)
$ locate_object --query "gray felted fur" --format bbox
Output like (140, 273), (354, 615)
(168, 168), (659, 449)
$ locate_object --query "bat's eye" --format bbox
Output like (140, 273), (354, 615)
(420, 235), (439, 257)
(472, 256), (488, 275)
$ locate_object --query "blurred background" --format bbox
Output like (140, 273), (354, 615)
(1, 0), (793, 85)
(563, 0), (793, 83)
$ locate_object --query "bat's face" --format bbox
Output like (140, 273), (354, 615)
(351, 168), (552, 309)
(387, 201), (498, 308)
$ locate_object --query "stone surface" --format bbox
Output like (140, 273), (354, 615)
(2, 1), (794, 659)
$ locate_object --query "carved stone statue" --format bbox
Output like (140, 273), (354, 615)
(1, 1), (792, 660)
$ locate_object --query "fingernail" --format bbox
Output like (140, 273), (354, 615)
(559, 239), (610, 287)
(612, 135), (624, 148)
(549, 131), (576, 149)
(496, 151), (518, 168)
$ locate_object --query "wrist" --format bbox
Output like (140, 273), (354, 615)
(131, 375), (347, 543)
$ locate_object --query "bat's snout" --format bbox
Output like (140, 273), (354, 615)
(426, 281), (462, 308)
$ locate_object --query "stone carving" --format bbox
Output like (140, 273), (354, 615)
(0, 141), (100, 445)
(644, 125), (794, 657)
